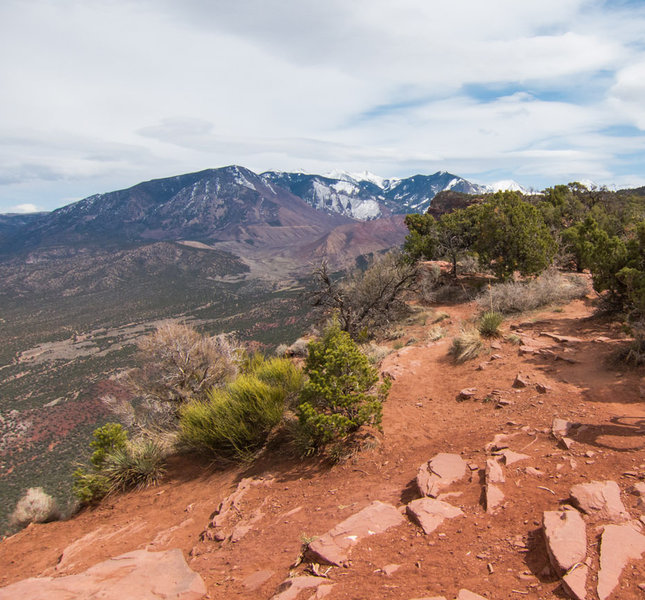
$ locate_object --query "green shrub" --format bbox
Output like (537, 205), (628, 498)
(296, 320), (390, 453)
(478, 311), (504, 338)
(449, 328), (483, 363)
(10, 487), (60, 529)
(179, 363), (299, 459)
(72, 469), (110, 504)
(89, 422), (128, 469)
(102, 438), (166, 493)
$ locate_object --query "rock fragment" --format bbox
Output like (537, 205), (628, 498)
(417, 453), (468, 497)
(570, 481), (630, 522)
(485, 458), (505, 484)
(242, 570), (274, 591)
(513, 374), (529, 388)
(406, 498), (464, 534)
(307, 501), (405, 566)
(485, 484), (505, 513)
(597, 523), (645, 600)
(0, 549), (206, 600)
(458, 388), (477, 400)
(271, 576), (329, 600)
(536, 382), (552, 393)
(543, 508), (587, 574)
(457, 590), (488, 600)
(496, 449), (529, 466)
(562, 563), (588, 600)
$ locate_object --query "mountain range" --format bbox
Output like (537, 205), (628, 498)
(0, 166), (520, 258)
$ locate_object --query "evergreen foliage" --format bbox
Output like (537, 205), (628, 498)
(296, 320), (390, 451)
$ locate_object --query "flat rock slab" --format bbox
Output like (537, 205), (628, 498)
(271, 576), (330, 600)
(242, 570), (275, 591)
(406, 498), (464, 534)
(307, 501), (405, 566)
(543, 508), (587, 574)
(495, 449), (530, 466)
(598, 523), (645, 600)
(570, 480), (630, 522)
(562, 563), (589, 600)
(0, 549), (206, 600)
(417, 453), (468, 497)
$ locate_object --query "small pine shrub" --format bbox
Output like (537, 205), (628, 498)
(478, 311), (504, 338)
(102, 438), (166, 493)
(72, 469), (110, 505)
(89, 422), (128, 468)
(10, 487), (60, 529)
(296, 320), (390, 453)
(450, 328), (483, 363)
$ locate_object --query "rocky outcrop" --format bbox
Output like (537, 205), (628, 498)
(270, 576), (333, 600)
(0, 549), (205, 600)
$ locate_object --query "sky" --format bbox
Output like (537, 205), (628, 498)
(1, 0), (645, 214)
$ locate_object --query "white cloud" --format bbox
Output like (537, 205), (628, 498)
(9, 203), (41, 214)
(0, 0), (645, 211)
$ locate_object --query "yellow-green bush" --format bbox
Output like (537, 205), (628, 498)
(179, 358), (302, 460)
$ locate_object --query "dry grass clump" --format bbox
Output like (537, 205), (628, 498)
(450, 328), (483, 363)
(10, 487), (60, 529)
(426, 325), (447, 342)
(618, 328), (645, 366)
(361, 343), (392, 365)
(478, 270), (589, 314)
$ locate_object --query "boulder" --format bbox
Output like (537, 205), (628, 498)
(417, 453), (468, 497)
(597, 523), (645, 600)
(543, 508), (587, 574)
(569, 481), (630, 522)
(307, 501), (405, 566)
(406, 498), (464, 534)
(0, 549), (206, 600)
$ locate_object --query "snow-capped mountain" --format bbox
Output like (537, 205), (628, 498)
(261, 170), (488, 220)
(485, 180), (531, 194)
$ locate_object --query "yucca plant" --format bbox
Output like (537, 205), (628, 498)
(478, 310), (504, 338)
(102, 438), (167, 493)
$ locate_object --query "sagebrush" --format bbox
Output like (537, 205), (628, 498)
(10, 487), (60, 529)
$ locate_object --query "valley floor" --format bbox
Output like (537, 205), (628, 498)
(1, 294), (644, 600)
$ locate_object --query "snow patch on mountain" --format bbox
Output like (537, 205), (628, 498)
(486, 180), (529, 194)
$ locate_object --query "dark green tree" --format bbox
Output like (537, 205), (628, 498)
(474, 191), (556, 279)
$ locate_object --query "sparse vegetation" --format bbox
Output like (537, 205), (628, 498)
(126, 323), (241, 428)
(309, 251), (418, 339)
(10, 487), (60, 529)
(449, 328), (483, 363)
(477, 270), (589, 314)
(296, 320), (390, 454)
(426, 325), (446, 342)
